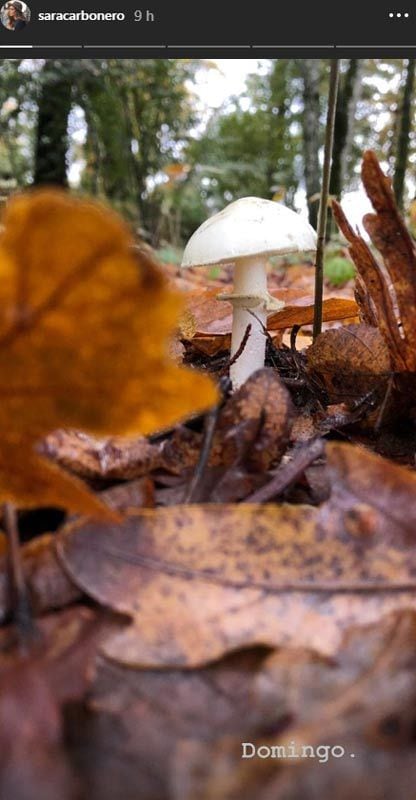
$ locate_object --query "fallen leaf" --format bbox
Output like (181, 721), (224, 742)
(0, 533), (81, 623)
(56, 441), (416, 668)
(67, 647), (272, 800)
(0, 606), (101, 800)
(181, 289), (358, 338)
(0, 190), (217, 514)
(159, 369), (293, 499)
(333, 151), (416, 374)
(267, 297), (358, 331)
(176, 611), (416, 800)
(307, 323), (391, 404)
(215, 369), (293, 472)
(41, 430), (164, 481)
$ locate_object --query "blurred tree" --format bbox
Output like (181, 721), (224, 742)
(393, 59), (415, 209)
(330, 60), (362, 201)
(78, 59), (195, 239)
(299, 59), (322, 228)
(1, 58), (414, 247)
(0, 59), (34, 190)
(34, 61), (74, 186)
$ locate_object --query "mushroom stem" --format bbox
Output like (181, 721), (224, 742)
(230, 256), (268, 389)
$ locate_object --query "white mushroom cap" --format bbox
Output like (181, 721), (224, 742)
(181, 196), (317, 268)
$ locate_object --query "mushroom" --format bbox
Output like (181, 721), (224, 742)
(182, 197), (317, 389)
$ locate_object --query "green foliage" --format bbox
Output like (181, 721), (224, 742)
(0, 59), (35, 188)
(188, 61), (302, 213)
(0, 58), (415, 247)
(324, 255), (356, 286)
(156, 245), (183, 266)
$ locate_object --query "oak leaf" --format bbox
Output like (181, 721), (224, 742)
(56, 441), (416, 668)
(0, 190), (217, 515)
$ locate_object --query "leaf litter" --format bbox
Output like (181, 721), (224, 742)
(2, 153), (416, 798)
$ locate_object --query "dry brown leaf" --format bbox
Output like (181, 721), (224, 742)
(181, 288), (358, 338)
(41, 430), (164, 481)
(159, 369), (293, 490)
(0, 533), (81, 623)
(66, 646), (272, 800)
(267, 297), (358, 331)
(176, 611), (416, 800)
(214, 369), (293, 471)
(333, 151), (416, 374)
(56, 441), (416, 668)
(0, 190), (217, 515)
(307, 323), (391, 404)
(0, 606), (102, 800)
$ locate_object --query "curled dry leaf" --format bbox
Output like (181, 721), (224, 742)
(0, 190), (217, 515)
(41, 430), (164, 481)
(307, 323), (391, 405)
(160, 369), (294, 495)
(56, 441), (416, 668)
(333, 151), (416, 375)
(214, 369), (293, 472)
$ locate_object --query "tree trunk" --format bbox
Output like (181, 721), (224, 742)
(330, 59), (361, 200)
(328, 59), (362, 237)
(300, 60), (321, 229)
(393, 59), (415, 210)
(34, 62), (72, 186)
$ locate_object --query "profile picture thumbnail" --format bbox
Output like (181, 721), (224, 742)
(0, 1), (30, 32)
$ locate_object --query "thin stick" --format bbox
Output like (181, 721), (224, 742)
(313, 59), (340, 342)
(3, 502), (36, 646)
(243, 438), (324, 504)
(184, 404), (221, 503)
(223, 323), (251, 373)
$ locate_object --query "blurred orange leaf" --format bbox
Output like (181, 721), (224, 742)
(0, 190), (217, 515)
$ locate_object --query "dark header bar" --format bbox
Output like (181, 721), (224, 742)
(0, 0), (415, 57)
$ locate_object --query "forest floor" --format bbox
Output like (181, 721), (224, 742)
(1, 151), (416, 800)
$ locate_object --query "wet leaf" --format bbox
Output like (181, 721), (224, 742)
(0, 190), (217, 514)
(56, 441), (416, 668)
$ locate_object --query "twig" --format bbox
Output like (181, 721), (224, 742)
(290, 325), (301, 352)
(3, 502), (37, 648)
(313, 59), (340, 342)
(222, 323), (251, 374)
(183, 406), (220, 503)
(184, 376), (230, 503)
(243, 438), (325, 504)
